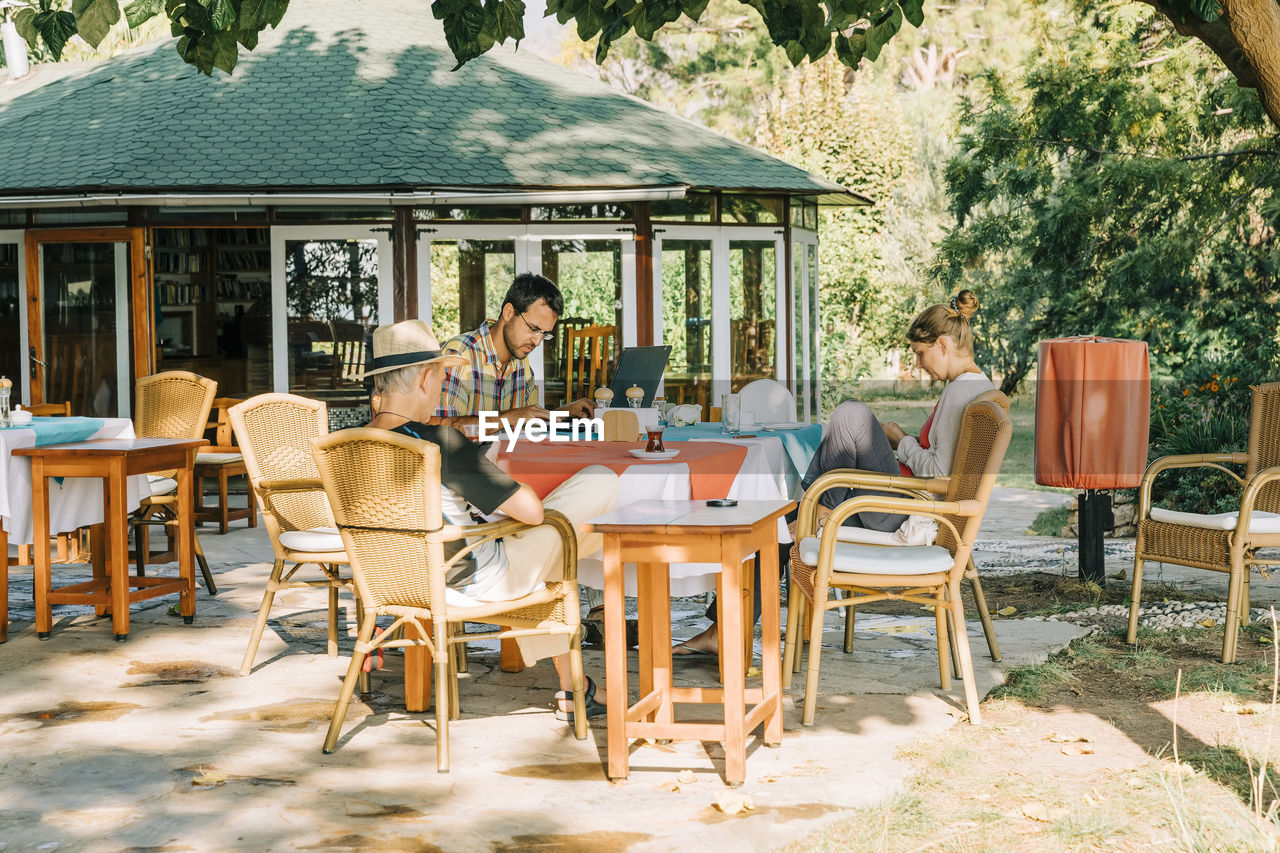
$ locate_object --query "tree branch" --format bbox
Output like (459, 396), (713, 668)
(1133, 0), (1260, 89)
(985, 135), (1280, 161)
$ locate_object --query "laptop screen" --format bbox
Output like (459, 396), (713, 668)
(606, 345), (673, 407)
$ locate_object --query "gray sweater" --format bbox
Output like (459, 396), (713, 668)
(895, 372), (996, 478)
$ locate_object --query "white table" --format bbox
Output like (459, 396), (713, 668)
(0, 418), (149, 545)
(575, 432), (808, 595)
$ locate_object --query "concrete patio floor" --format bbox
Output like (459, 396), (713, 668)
(3, 485), (1247, 852)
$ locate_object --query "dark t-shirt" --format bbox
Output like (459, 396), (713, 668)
(391, 421), (519, 515)
(390, 421), (520, 595)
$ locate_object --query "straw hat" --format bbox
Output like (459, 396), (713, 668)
(356, 319), (468, 379)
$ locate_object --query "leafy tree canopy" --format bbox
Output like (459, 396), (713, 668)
(12, 0), (1280, 133)
(933, 0), (1280, 393)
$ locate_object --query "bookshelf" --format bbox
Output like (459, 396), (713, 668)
(154, 227), (271, 395)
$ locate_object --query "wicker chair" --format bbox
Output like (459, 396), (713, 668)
(783, 396), (1012, 726)
(813, 389), (1010, 662)
(1127, 382), (1280, 663)
(601, 409), (639, 441)
(311, 428), (588, 770)
(132, 371), (219, 594)
(229, 393), (351, 675)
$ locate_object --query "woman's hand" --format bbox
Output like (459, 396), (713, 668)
(882, 421), (906, 450)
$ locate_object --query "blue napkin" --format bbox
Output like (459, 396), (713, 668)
(661, 421), (823, 478)
(27, 416), (106, 446)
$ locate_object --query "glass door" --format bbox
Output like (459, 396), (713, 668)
(270, 226), (393, 423)
(0, 232), (25, 404)
(793, 230), (820, 421)
(25, 228), (145, 417)
(652, 227), (714, 410)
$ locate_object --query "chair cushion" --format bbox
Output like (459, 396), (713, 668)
(279, 527), (344, 552)
(196, 451), (243, 465)
(1149, 507), (1280, 534)
(147, 475), (177, 496)
(798, 537), (953, 575)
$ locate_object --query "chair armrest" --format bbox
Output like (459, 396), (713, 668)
(1137, 453), (1247, 518)
(797, 468), (951, 540)
(1236, 465), (1280, 534)
(803, 495), (976, 576)
(257, 478), (325, 494)
(439, 509), (580, 584)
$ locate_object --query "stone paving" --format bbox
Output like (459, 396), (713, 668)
(5, 485), (1264, 852)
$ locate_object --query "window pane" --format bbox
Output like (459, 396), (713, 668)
(729, 239), (777, 390)
(650, 194), (714, 222)
(41, 242), (126, 416)
(428, 239), (516, 341)
(541, 239), (622, 406)
(285, 239), (379, 404)
(660, 239), (713, 410)
(531, 203), (633, 221)
(417, 206), (524, 221)
(0, 243), (19, 389)
(155, 227), (273, 397)
(808, 243), (820, 420)
(721, 195), (783, 224)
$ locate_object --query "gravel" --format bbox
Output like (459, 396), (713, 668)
(1025, 600), (1277, 636)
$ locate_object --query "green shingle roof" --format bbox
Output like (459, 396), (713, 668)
(0, 0), (853, 198)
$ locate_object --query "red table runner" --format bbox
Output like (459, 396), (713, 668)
(496, 440), (749, 500)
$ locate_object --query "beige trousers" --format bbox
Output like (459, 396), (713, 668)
(477, 464), (619, 663)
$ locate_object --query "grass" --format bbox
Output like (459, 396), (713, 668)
(867, 393), (1060, 492)
(788, 623), (1280, 852)
(1030, 505), (1070, 537)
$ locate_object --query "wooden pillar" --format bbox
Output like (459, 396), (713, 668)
(634, 203), (653, 346)
(392, 207), (417, 322)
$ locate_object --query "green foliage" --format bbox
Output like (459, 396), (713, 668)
(933, 0), (1280, 393)
(10, 0), (289, 73)
(1147, 346), (1278, 513)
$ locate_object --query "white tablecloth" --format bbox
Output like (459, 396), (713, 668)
(0, 418), (149, 545)
(578, 433), (802, 596)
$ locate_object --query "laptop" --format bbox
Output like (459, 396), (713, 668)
(606, 345), (673, 408)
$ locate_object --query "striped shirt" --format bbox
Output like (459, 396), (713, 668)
(436, 320), (537, 418)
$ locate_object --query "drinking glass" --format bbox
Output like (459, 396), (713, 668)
(0, 387), (11, 428)
(721, 393), (741, 435)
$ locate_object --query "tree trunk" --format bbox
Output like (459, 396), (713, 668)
(1220, 0), (1280, 129)
(1140, 0), (1280, 129)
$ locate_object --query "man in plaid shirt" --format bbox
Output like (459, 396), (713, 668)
(436, 273), (596, 426)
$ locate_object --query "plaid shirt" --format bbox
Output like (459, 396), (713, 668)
(436, 320), (537, 418)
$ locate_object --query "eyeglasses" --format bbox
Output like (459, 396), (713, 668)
(517, 312), (554, 343)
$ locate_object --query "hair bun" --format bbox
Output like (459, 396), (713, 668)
(952, 290), (979, 319)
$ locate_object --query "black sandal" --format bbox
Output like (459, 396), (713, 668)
(554, 676), (607, 724)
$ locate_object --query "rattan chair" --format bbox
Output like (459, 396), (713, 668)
(601, 409), (639, 441)
(783, 396), (1012, 726)
(132, 370), (218, 594)
(229, 393), (352, 675)
(312, 428), (588, 770)
(814, 389), (1010, 662)
(1127, 382), (1280, 663)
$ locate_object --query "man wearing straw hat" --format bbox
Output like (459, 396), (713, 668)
(361, 319), (617, 724)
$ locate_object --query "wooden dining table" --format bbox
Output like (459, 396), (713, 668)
(17, 437), (206, 641)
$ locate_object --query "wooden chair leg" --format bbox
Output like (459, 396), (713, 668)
(193, 531), (216, 595)
(842, 590), (855, 653)
(1126, 556), (1145, 644)
(801, 591), (827, 726)
(322, 614), (376, 754)
(327, 583), (340, 657)
(949, 579), (982, 724)
(1241, 569), (1252, 627)
(935, 590), (952, 691)
(967, 559), (1002, 661)
(782, 586), (803, 689)
(792, 593), (807, 675)
(944, 587), (962, 680)
(1224, 558), (1246, 664)
(568, 630), (588, 741)
(240, 558), (286, 675)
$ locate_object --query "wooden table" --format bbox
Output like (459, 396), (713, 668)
(590, 498), (794, 786)
(16, 437), (207, 641)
